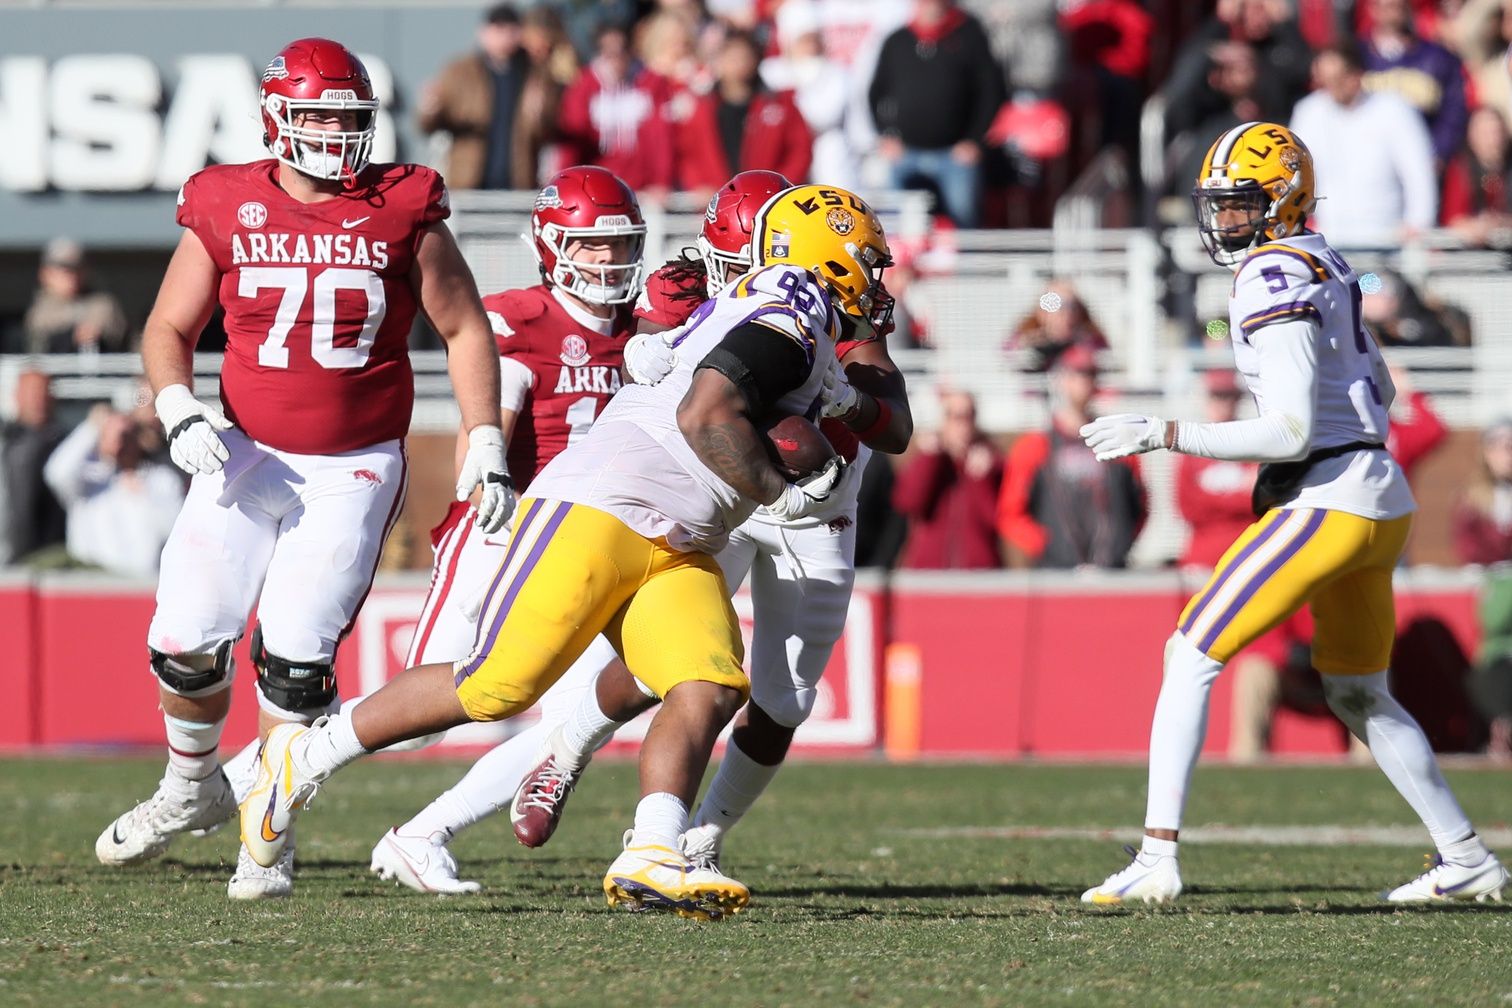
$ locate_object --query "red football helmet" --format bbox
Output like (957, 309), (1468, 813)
(259, 38), (379, 186)
(530, 166), (647, 305)
(699, 170), (792, 295)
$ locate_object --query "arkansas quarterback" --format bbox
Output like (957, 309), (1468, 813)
(94, 37), (509, 901)
(365, 167), (650, 893)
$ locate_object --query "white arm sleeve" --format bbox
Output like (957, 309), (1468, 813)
(1175, 319), (1318, 462)
(498, 355), (533, 413)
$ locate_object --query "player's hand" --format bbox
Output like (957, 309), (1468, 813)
(818, 354), (862, 421)
(623, 331), (677, 385)
(154, 383), (233, 476)
(457, 425), (515, 533)
(765, 456), (845, 521)
(1079, 414), (1169, 461)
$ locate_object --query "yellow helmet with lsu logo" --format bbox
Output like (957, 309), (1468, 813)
(752, 184), (894, 327)
(1193, 121), (1317, 266)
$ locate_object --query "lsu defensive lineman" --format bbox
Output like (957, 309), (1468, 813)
(236, 195), (853, 920)
(503, 177), (911, 873)
(1078, 122), (1507, 905)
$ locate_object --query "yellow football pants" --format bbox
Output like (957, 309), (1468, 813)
(452, 498), (749, 722)
(1178, 507), (1412, 675)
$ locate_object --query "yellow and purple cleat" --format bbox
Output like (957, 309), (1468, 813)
(603, 830), (750, 921)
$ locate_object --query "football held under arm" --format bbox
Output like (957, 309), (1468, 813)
(678, 321), (813, 505)
(1175, 319), (1319, 462)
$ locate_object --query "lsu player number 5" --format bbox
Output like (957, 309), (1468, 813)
(1078, 121), (1506, 906)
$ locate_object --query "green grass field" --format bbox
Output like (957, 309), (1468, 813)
(3, 756), (1511, 1007)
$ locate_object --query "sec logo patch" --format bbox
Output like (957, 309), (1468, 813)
(560, 334), (590, 366)
(238, 202), (268, 229)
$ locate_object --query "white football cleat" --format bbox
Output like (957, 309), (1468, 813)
(370, 828), (481, 895)
(96, 768), (236, 866)
(227, 837), (295, 900)
(604, 829), (749, 921)
(681, 823), (724, 871)
(1081, 845), (1184, 905)
(239, 721), (326, 868)
(1384, 852), (1508, 904)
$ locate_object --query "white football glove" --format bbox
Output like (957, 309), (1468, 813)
(457, 425), (515, 534)
(1079, 413), (1169, 462)
(764, 456), (846, 521)
(623, 331), (678, 386)
(818, 354), (861, 421)
(155, 383), (233, 476)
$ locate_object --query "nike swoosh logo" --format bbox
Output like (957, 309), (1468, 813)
(260, 785), (283, 844)
(112, 823), (125, 845)
(1434, 865), (1499, 895)
(341, 216), (370, 229)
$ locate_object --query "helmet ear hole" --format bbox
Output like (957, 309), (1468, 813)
(824, 259), (850, 277)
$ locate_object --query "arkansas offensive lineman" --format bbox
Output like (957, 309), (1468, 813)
(94, 38), (510, 900)
(505, 174), (914, 873)
(366, 167), (647, 893)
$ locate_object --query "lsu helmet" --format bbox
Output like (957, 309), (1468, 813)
(260, 38), (379, 186)
(752, 184), (894, 327)
(699, 170), (792, 296)
(1193, 121), (1317, 266)
(530, 165), (647, 305)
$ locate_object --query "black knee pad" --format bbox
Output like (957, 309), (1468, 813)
(151, 638), (235, 695)
(251, 624), (337, 711)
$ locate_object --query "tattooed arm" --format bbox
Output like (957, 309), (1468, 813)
(676, 319), (814, 505)
(677, 368), (788, 505)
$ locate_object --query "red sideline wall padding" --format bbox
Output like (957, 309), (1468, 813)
(0, 569), (1482, 757)
(885, 570), (1483, 757)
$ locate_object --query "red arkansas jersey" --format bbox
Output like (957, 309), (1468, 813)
(482, 285), (632, 487)
(176, 159), (449, 454)
(634, 261), (886, 462)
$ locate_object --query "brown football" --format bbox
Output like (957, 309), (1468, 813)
(762, 414), (836, 479)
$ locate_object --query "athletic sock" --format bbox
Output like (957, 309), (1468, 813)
(692, 738), (781, 833)
(1322, 671), (1475, 850)
(632, 792), (688, 851)
(164, 714), (225, 781)
(401, 721), (553, 844)
(1144, 633), (1224, 833)
(293, 712), (368, 778)
(555, 694), (621, 769)
(1139, 836), (1179, 861)
(1440, 833), (1492, 867)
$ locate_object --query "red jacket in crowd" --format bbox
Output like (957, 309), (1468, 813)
(1175, 455), (1258, 570)
(892, 443), (1005, 570)
(675, 89), (812, 192)
(556, 66), (675, 190)
(996, 420), (1147, 569)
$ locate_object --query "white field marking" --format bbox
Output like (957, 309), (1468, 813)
(894, 824), (1512, 847)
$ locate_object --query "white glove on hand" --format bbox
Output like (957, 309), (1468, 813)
(818, 354), (862, 421)
(623, 331), (678, 386)
(457, 425), (515, 534)
(155, 383), (233, 476)
(1079, 414), (1169, 462)
(764, 456), (846, 521)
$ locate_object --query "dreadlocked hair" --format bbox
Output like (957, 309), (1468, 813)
(659, 248), (710, 303)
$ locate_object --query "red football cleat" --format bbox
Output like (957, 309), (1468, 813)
(510, 752), (585, 847)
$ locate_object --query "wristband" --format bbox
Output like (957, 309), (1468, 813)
(854, 397), (894, 444)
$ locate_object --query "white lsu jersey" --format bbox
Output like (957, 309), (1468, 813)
(1228, 233), (1414, 519)
(528, 264), (837, 553)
